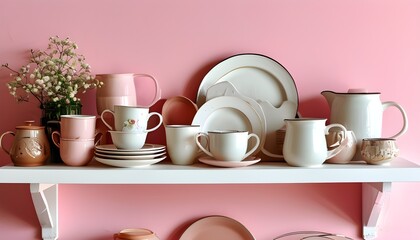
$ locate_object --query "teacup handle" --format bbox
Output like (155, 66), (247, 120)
(243, 133), (260, 160)
(100, 109), (115, 130)
(325, 124), (347, 159)
(195, 132), (213, 158)
(0, 131), (15, 155)
(145, 112), (163, 133)
(382, 101), (408, 139)
(51, 131), (61, 148)
(94, 132), (103, 146)
(134, 73), (162, 107)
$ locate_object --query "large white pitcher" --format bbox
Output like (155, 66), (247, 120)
(283, 118), (348, 167)
(321, 89), (408, 160)
(96, 73), (161, 115)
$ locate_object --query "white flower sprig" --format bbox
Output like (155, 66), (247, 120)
(2, 36), (102, 108)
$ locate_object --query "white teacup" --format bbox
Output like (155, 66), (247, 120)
(195, 130), (260, 162)
(101, 105), (162, 133)
(109, 130), (147, 149)
(165, 125), (201, 165)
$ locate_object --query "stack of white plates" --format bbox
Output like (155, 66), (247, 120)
(195, 53), (299, 160)
(94, 144), (166, 168)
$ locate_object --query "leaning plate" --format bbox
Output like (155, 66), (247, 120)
(94, 151), (166, 160)
(180, 215), (255, 240)
(95, 156), (166, 168)
(192, 96), (264, 152)
(196, 53), (298, 110)
(199, 156), (261, 168)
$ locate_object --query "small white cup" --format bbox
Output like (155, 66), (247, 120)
(101, 105), (162, 133)
(165, 125), (201, 165)
(195, 130), (260, 162)
(109, 131), (147, 149)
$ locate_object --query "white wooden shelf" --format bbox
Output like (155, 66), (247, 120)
(1, 157), (420, 240)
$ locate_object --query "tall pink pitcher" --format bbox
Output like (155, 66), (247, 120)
(95, 73), (161, 115)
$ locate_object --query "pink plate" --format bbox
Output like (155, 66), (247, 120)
(198, 156), (261, 168)
(162, 96), (198, 126)
(180, 215), (255, 240)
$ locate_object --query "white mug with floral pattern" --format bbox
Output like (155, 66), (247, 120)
(101, 105), (162, 133)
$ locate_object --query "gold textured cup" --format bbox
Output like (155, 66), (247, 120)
(361, 138), (399, 165)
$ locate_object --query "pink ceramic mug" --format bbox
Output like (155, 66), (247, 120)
(51, 131), (102, 145)
(53, 115), (97, 139)
(52, 137), (101, 166)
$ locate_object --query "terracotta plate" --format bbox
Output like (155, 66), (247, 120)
(180, 215), (255, 240)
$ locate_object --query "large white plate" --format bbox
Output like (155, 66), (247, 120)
(94, 151), (166, 160)
(95, 156), (166, 168)
(192, 96), (264, 153)
(196, 53), (299, 110)
(180, 215), (255, 240)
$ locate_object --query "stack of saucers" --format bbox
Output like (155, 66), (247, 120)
(94, 144), (166, 168)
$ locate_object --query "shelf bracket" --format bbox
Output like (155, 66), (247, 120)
(362, 182), (391, 240)
(30, 183), (58, 240)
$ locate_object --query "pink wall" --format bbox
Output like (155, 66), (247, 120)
(1, 0), (420, 239)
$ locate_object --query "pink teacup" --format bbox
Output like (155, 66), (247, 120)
(56, 115), (97, 139)
(52, 137), (100, 166)
(52, 131), (102, 144)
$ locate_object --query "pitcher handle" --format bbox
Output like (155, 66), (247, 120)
(195, 132), (213, 158)
(243, 133), (260, 159)
(0, 131), (15, 155)
(134, 73), (162, 107)
(100, 109), (115, 130)
(145, 112), (163, 133)
(325, 123), (347, 159)
(382, 101), (408, 139)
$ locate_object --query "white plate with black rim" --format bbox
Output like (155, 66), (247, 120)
(196, 53), (299, 111)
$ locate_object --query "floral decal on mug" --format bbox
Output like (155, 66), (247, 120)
(123, 119), (138, 131)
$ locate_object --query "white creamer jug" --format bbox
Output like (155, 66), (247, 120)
(283, 118), (348, 167)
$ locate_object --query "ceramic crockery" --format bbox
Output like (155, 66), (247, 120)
(165, 125), (201, 165)
(322, 89), (408, 160)
(282, 118), (348, 167)
(95, 73), (161, 115)
(114, 228), (160, 240)
(58, 115), (97, 139)
(101, 105), (163, 133)
(109, 130), (147, 150)
(361, 138), (399, 165)
(51, 131), (102, 145)
(325, 130), (357, 164)
(52, 137), (100, 166)
(195, 130), (260, 162)
(162, 96), (198, 126)
(0, 121), (50, 166)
